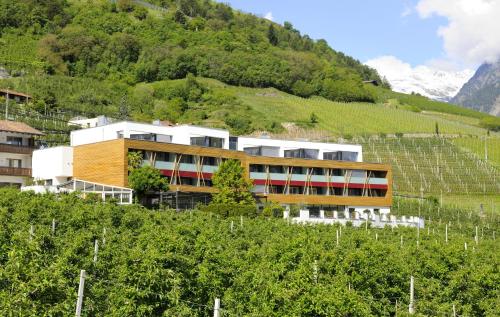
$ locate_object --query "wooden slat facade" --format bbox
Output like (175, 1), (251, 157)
(73, 138), (392, 207)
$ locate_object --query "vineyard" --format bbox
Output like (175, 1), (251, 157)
(0, 188), (498, 316)
(358, 136), (500, 196)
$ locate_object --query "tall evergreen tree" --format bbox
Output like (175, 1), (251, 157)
(267, 24), (278, 46)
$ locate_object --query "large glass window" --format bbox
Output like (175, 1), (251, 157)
(191, 136), (224, 148)
(323, 151), (358, 161)
(284, 148), (319, 159)
(244, 146), (279, 157)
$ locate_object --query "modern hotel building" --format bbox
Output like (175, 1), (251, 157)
(32, 121), (392, 215)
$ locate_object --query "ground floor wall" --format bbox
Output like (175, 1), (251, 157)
(0, 175), (27, 187)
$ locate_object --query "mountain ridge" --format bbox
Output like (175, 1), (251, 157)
(451, 60), (500, 116)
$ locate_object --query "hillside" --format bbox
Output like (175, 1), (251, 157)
(0, 0), (385, 104)
(451, 60), (500, 116)
(0, 188), (498, 316)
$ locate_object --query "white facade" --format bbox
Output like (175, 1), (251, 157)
(290, 208), (422, 228)
(70, 121), (230, 149)
(68, 116), (113, 129)
(237, 136), (363, 161)
(32, 146), (73, 185)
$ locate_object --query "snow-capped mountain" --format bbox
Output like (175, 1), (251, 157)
(365, 56), (474, 101)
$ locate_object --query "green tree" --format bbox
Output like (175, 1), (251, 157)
(211, 159), (254, 205)
(128, 165), (169, 202)
(310, 112), (319, 124)
(267, 24), (278, 46)
(128, 151), (143, 172)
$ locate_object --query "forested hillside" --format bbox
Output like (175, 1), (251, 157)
(0, 0), (385, 103)
(0, 188), (498, 316)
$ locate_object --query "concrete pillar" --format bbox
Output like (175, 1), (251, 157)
(283, 210), (289, 219)
(299, 209), (309, 219)
(390, 215), (396, 222)
(333, 211), (338, 219)
(381, 213), (388, 221)
(320, 210), (325, 219)
(344, 210), (350, 219)
(354, 212), (360, 220)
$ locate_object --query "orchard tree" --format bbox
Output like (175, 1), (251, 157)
(211, 159), (254, 205)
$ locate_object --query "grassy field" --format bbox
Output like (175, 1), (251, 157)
(451, 136), (500, 168)
(358, 136), (500, 196)
(200, 80), (493, 136)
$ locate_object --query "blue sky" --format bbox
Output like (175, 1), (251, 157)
(219, 0), (448, 67)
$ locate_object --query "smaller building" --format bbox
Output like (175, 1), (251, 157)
(68, 115), (114, 129)
(0, 89), (31, 104)
(0, 120), (42, 187)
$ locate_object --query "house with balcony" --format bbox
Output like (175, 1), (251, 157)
(0, 120), (42, 187)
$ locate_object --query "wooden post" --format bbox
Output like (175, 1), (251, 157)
(400, 235), (403, 247)
(75, 270), (86, 317)
(213, 298), (220, 317)
(445, 224), (448, 243)
(409, 276), (415, 314)
(102, 228), (106, 246)
(93, 239), (99, 263)
(52, 219), (56, 235)
(313, 260), (318, 284)
(230, 221), (234, 233)
(375, 233), (378, 241)
(29, 225), (34, 241)
(464, 242), (467, 250)
(475, 226), (478, 245)
(336, 229), (339, 246)
(240, 215), (243, 228)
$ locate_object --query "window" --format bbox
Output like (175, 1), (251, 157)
(269, 165), (285, 174)
(130, 133), (156, 141)
(6, 136), (22, 146)
(340, 151), (358, 161)
(250, 164), (265, 173)
(229, 137), (238, 150)
(284, 148), (319, 159)
(323, 152), (339, 160)
(243, 146), (280, 157)
(8, 159), (22, 168)
(190, 136), (224, 148)
(289, 186), (301, 194)
(323, 151), (358, 161)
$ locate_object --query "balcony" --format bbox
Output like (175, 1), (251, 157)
(0, 143), (37, 155)
(0, 167), (32, 177)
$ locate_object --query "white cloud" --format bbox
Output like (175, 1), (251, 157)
(365, 56), (474, 101)
(416, 0), (500, 65)
(401, 6), (412, 17)
(264, 12), (274, 21)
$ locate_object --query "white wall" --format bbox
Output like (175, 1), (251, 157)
(237, 137), (363, 161)
(70, 121), (230, 148)
(32, 146), (73, 185)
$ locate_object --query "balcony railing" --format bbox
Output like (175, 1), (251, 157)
(0, 143), (37, 155)
(0, 167), (32, 177)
